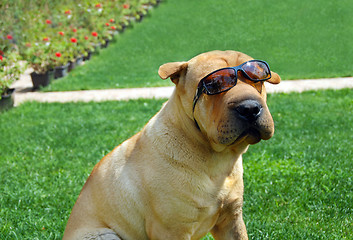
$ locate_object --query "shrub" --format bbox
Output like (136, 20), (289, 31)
(0, 0), (159, 82)
(0, 32), (24, 97)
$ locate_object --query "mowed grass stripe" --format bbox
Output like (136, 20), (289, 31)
(46, 0), (353, 91)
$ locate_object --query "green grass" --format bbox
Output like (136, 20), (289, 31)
(243, 89), (353, 239)
(46, 0), (353, 91)
(1, 89), (353, 239)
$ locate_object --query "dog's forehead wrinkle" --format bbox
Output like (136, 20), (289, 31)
(190, 55), (233, 77)
(217, 57), (230, 66)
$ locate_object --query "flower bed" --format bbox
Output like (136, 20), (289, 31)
(0, 0), (161, 94)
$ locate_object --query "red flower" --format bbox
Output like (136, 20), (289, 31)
(105, 23), (110, 26)
(43, 37), (49, 41)
(123, 4), (130, 9)
(45, 19), (52, 24)
(110, 26), (116, 30)
(95, 3), (102, 8)
(65, 10), (71, 14)
(72, 28), (77, 33)
(84, 36), (89, 40)
(109, 19), (115, 23)
(55, 52), (62, 57)
(91, 32), (98, 37)
(7, 35), (13, 40)
(0, 55), (3, 61)
(70, 38), (77, 43)
(58, 31), (65, 36)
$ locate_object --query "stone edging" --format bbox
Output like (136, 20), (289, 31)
(13, 77), (353, 106)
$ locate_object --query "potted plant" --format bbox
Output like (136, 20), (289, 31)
(50, 38), (71, 79)
(0, 51), (24, 111)
(25, 40), (55, 89)
(74, 28), (94, 64)
(53, 50), (70, 79)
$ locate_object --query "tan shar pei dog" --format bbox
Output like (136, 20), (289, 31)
(63, 50), (281, 240)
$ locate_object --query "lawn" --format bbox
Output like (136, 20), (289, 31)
(1, 89), (352, 239)
(46, 0), (353, 91)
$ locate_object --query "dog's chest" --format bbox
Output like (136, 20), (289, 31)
(148, 194), (221, 239)
(165, 179), (234, 236)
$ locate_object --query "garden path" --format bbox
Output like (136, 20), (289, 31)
(11, 68), (353, 107)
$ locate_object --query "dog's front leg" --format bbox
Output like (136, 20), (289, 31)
(211, 209), (248, 240)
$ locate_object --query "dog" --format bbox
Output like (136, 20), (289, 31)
(63, 50), (280, 240)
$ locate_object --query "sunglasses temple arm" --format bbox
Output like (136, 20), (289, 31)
(193, 87), (204, 112)
(192, 88), (203, 131)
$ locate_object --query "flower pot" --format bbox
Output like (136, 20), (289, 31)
(55, 63), (69, 79)
(101, 39), (110, 48)
(68, 60), (76, 72)
(137, 12), (145, 22)
(76, 56), (84, 66)
(0, 88), (15, 112)
(93, 44), (100, 54)
(119, 24), (127, 33)
(30, 70), (53, 89)
(83, 51), (92, 61)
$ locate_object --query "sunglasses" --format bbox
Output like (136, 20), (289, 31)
(192, 60), (271, 113)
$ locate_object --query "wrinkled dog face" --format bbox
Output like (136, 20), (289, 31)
(159, 50), (281, 151)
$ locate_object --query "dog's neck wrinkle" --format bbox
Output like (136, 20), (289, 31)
(167, 92), (210, 146)
(156, 92), (249, 156)
(147, 96), (243, 160)
(143, 103), (245, 186)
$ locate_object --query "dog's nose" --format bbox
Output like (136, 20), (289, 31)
(235, 100), (262, 122)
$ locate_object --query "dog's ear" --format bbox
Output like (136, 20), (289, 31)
(158, 61), (188, 84)
(267, 71), (281, 84)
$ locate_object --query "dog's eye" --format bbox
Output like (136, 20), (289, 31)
(203, 69), (236, 94)
(205, 78), (223, 92)
(243, 61), (270, 80)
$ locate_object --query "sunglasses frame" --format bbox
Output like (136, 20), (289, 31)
(192, 60), (271, 113)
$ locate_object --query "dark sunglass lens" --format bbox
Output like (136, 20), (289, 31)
(242, 61), (270, 80)
(203, 69), (236, 94)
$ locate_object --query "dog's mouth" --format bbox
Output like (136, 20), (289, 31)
(216, 110), (275, 147)
(231, 128), (262, 145)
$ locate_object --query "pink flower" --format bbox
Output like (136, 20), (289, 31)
(58, 31), (65, 36)
(46, 19), (52, 24)
(55, 52), (62, 57)
(70, 38), (77, 43)
(7, 35), (13, 40)
(91, 32), (98, 37)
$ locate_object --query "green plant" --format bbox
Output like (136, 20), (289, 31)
(0, 51), (24, 99)
(0, 20), (24, 97)
(24, 41), (53, 74)
(1, 0), (156, 78)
